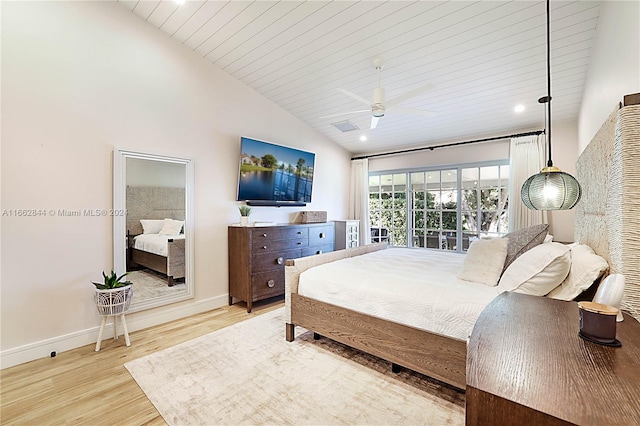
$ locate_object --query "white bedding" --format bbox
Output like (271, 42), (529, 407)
(133, 233), (184, 257)
(297, 248), (500, 341)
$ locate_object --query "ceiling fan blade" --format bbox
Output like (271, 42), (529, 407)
(319, 109), (370, 119)
(390, 106), (436, 117)
(386, 83), (434, 108)
(370, 116), (381, 129)
(337, 88), (371, 107)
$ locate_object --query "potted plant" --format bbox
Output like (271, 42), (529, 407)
(239, 205), (251, 226)
(91, 270), (133, 316)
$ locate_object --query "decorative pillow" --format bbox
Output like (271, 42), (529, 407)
(547, 244), (609, 301)
(159, 219), (185, 236)
(502, 224), (549, 273)
(457, 237), (509, 286)
(140, 219), (165, 234)
(498, 242), (570, 296)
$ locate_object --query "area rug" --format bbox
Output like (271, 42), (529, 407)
(125, 308), (465, 425)
(128, 269), (186, 301)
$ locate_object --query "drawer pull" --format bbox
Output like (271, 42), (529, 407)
(297, 231), (302, 235)
(277, 257), (284, 265)
(262, 233), (267, 237)
(267, 279), (275, 288)
(319, 233), (325, 238)
(317, 250), (323, 255)
(297, 242), (302, 245)
(262, 245), (267, 250)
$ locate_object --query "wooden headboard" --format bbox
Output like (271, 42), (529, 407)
(126, 185), (185, 235)
(575, 94), (640, 322)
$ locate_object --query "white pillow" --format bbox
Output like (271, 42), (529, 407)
(140, 219), (165, 234)
(159, 219), (185, 236)
(498, 242), (570, 296)
(457, 237), (509, 287)
(547, 244), (609, 300)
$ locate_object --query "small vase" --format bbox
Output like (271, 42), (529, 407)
(240, 216), (249, 226)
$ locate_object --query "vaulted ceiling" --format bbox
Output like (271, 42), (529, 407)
(120, 0), (601, 155)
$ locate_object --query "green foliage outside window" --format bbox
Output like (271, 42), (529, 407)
(369, 164), (508, 251)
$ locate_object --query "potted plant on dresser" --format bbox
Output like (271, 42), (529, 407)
(92, 270), (133, 351)
(239, 205), (251, 226)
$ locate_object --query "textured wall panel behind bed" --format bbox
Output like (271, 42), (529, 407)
(126, 186), (186, 235)
(576, 104), (640, 321)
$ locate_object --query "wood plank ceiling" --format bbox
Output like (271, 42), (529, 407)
(120, 0), (601, 155)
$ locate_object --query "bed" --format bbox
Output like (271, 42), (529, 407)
(129, 225), (185, 287)
(285, 95), (640, 390)
(126, 185), (186, 287)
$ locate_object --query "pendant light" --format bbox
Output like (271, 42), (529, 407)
(521, 0), (581, 210)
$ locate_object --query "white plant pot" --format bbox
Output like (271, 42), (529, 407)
(94, 285), (133, 316)
(240, 216), (249, 226)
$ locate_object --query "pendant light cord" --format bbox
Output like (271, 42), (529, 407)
(546, 0), (553, 168)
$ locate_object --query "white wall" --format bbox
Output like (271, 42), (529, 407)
(368, 139), (510, 172)
(0, 1), (350, 367)
(579, 0), (640, 153)
(127, 158), (185, 188)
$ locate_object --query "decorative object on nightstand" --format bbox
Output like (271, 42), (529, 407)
(334, 220), (360, 250)
(577, 301), (620, 346)
(238, 205), (251, 226)
(91, 270), (133, 351)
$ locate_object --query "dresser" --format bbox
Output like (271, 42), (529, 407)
(228, 223), (335, 312)
(334, 220), (360, 250)
(466, 292), (640, 425)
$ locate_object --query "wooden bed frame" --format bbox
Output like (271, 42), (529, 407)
(285, 243), (467, 390)
(285, 95), (640, 392)
(129, 233), (185, 286)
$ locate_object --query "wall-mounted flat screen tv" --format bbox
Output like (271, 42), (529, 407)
(237, 137), (315, 206)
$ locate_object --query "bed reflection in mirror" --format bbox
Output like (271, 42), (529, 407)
(113, 150), (194, 313)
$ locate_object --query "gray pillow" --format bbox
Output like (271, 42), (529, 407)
(502, 224), (549, 273)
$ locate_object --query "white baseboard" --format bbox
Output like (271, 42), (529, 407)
(0, 294), (229, 370)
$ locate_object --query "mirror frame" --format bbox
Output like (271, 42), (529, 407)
(113, 149), (195, 313)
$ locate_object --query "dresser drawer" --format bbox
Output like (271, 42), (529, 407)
(251, 237), (308, 253)
(251, 270), (285, 300)
(251, 227), (308, 242)
(251, 248), (302, 273)
(309, 225), (334, 246)
(301, 243), (334, 257)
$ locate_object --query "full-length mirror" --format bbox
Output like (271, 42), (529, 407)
(114, 150), (194, 312)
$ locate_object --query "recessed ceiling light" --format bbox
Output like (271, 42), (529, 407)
(360, 135), (367, 142)
(514, 104), (525, 113)
(175, 0), (185, 5)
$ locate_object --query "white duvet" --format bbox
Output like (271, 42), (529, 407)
(297, 248), (500, 341)
(133, 233), (184, 257)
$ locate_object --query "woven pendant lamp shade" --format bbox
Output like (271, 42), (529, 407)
(521, 166), (582, 210)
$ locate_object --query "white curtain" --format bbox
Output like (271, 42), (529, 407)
(349, 159), (371, 245)
(508, 135), (548, 231)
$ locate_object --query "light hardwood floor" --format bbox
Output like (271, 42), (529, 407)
(0, 299), (283, 425)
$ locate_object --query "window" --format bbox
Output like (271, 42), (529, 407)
(369, 161), (509, 251)
(369, 173), (407, 246)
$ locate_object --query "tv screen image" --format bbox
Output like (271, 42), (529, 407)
(237, 137), (315, 205)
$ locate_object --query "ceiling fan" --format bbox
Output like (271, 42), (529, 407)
(322, 58), (435, 129)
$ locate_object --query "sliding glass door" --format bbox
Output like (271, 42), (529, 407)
(369, 161), (509, 251)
